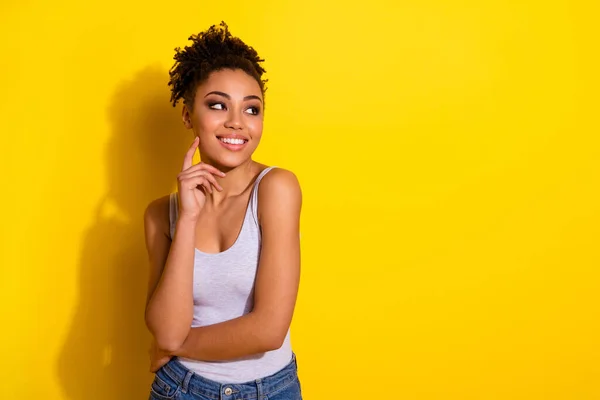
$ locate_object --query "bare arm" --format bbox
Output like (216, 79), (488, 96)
(144, 138), (224, 353)
(143, 196), (196, 352)
(172, 168), (302, 361)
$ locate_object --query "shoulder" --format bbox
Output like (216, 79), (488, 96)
(259, 167), (302, 202)
(257, 168), (302, 219)
(143, 194), (171, 238)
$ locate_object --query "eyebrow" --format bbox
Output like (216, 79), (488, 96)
(204, 91), (263, 103)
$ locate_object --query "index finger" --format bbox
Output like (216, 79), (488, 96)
(182, 137), (199, 171)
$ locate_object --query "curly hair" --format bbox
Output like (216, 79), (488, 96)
(168, 21), (268, 109)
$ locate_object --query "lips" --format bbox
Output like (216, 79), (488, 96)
(217, 135), (248, 151)
(219, 137), (247, 145)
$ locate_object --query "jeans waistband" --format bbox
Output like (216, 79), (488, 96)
(160, 353), (298, 399)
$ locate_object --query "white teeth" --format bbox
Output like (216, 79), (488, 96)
(220, 137), (246, 145)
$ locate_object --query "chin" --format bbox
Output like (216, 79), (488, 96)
(215, 154), (252, 169)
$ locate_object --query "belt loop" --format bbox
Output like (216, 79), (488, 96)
(256, 378), (263, 399)
(181, 370), (193, 394)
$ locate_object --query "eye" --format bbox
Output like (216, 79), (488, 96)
(208, 102), (226, 110)
(245, 106), (260, 115)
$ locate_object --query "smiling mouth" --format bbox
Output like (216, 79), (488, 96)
(217, 136), (249, 152)
(218, 137), (248, 145)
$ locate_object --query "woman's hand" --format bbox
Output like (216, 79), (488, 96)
(177, 137), (226, 220)
(149, 338), (173, 373)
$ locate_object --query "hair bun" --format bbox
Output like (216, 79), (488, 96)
(168, 21), (268, 108)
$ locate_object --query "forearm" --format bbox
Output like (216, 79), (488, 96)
(145, 218), (196, 351)
(172, 311), (283, 361)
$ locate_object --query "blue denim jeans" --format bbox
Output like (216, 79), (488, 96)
(148, 354), (303, 400)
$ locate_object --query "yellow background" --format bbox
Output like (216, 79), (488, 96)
(1, 1), (598, 399)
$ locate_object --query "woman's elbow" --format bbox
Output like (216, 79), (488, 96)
(156, 336), (185, 354)
(150, 328), (187, 353)
(145, 315), (187, 352)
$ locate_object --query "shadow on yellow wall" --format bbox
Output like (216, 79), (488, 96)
(55, 66), (190, 399)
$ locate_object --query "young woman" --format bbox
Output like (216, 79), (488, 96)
(143, 22), (303, 400)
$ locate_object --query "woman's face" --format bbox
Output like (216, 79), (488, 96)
(183, 68), (264, 170)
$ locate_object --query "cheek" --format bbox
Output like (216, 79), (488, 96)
(196, 112), (222, 133)
(247, 118), (264, 136)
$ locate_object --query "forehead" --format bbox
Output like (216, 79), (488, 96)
(198, 69), (262, 98)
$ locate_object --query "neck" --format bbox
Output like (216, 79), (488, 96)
(206, 158), (260, 205)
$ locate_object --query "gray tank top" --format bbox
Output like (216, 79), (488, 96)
(168, 166), (293, 383)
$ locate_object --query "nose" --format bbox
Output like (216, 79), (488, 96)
(224, 109), (244, 130)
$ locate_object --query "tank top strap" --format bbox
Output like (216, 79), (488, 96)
(169, 167), (277, 239)
(249, 166), (277, 226)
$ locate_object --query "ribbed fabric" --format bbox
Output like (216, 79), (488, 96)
(168, 166), (293, 383)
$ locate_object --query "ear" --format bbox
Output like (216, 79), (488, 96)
(182, 105), (193, 129)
